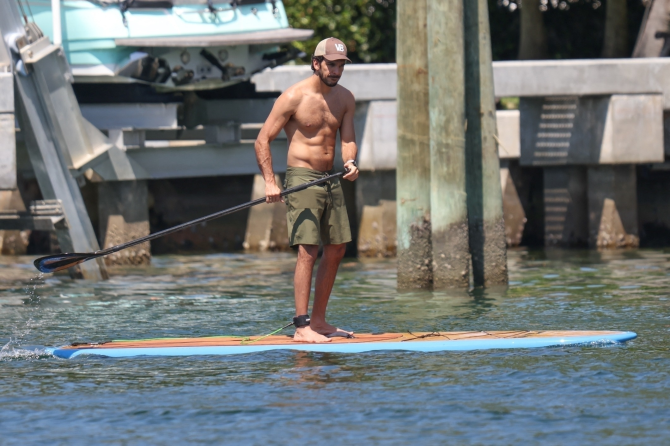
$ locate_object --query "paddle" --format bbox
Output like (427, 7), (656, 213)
(34, 170), (346, 274)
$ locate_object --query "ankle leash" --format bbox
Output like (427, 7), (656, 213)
(293, 314), (311, 328)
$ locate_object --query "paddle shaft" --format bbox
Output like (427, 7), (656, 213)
(93, 171), (345, 258)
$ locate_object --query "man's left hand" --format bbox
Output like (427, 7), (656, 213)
(343, 161), (359, 181)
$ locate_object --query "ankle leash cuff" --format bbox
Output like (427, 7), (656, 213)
(293, 314), (311, 328)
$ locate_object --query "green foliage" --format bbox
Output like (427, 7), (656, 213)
(282, 0), (646, 63)
(283, 0), (397, 63)
(499, 97), (520, 110)
(489, 0), (520, 60)
(493, 0), (647, 60)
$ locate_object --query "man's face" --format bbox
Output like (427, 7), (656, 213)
(314, 59), (346, 87)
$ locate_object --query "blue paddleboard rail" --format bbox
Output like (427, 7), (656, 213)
(48, 331), (637, 359)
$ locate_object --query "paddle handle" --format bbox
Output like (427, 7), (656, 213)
(98, 171), (345, 256)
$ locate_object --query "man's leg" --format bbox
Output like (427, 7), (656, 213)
(293, 244), (331, 343)
(310, 243), (352, 335)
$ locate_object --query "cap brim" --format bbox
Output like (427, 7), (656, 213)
(323, 54), (352, 63)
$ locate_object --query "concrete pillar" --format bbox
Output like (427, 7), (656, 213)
(0, 189), (29, 255)
(243, 174), (288, 251)
(521, 95), (662, 166)
(464, 0), (508, 286)
(355, 171), (396, 223)
(427, 0), (469, 288)
(633, 0), (670, 57)
(358, 200), (397, 258)
(339, 174), (359, 257)
(587, 165), (639, 248)
(500, 166), (526, 247)
(396, 0), (432, 288)
(507, 161), (545, 247)
(638, 165), (670, 245)
(98, 180), (150, 265)
(543, 167), (588, 247)
(0, 74), (15, 190)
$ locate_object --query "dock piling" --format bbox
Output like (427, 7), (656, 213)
(464, 0), (508, 286)
(427, 0), (471, 288)
(99, 181), (151, 266)
(396, 0), (433, 289)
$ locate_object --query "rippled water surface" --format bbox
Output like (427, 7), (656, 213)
(1, 249), (669, 445)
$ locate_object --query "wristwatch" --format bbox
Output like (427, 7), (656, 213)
(345, 159), (357, 168)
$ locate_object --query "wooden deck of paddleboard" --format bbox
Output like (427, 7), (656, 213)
(59, 331), (628, 350)
(48, 330), (636, 358)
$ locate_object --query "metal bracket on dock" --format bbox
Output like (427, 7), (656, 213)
(19, 36), (60, 65)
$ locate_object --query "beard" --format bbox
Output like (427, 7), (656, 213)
(316, 68), (340, 87)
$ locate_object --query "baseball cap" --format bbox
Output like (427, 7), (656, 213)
(314, 37), (352, 62)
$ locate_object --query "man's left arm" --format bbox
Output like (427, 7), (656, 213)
(340, 92), (359, 181)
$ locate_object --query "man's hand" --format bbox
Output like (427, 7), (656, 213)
(343, 161), (359, 181)
(265, 181), (284, 203)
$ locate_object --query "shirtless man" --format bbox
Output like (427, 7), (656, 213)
(254, 37), (359, 344)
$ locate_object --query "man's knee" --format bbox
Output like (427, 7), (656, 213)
(297, 244), (319, 264)
(323, 243), (346, 260)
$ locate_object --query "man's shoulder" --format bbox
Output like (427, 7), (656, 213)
(334, 84), (355, 104)
(334, 83), (354, 95)
(277, 82), (306, 109)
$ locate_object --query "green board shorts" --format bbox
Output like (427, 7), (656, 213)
(284, 166), (352, 247)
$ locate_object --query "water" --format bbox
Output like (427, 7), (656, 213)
(1, 249), (669, 445)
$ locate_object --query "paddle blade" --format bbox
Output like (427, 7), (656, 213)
(33, 253), (95, 274)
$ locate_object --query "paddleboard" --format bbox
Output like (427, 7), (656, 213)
(47, 330), (636, 359)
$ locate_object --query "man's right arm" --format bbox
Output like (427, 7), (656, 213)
(254, 89), (300, 203)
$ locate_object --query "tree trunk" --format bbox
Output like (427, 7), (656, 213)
(602, 0), (629, 58)
(518, 0), (547, 60)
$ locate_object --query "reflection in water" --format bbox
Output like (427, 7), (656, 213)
(273, 351), (369, 386)
(0, 249), (669, 443)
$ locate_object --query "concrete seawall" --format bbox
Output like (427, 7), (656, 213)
(5, 60), (670, 259)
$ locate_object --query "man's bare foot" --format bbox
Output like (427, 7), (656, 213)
(310, 320), (354, 337)
(292, 326), (332, 343)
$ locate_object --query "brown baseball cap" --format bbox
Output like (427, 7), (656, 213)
(314, 37), (352, 62)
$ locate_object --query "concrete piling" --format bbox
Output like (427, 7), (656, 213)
(0, 190), (29, 255)
(243, 174), (289, 251)
(463, 0), (508, 286)
(587, 166), (639, 248)
(396, 0), (508, 288)
(499, 166), (526, 247)
(543, 167), (588, 247)
(427, 0), (470, 288)
(358, 200), (397, 258)
(98, 181), (151, 266)
(396, 0), (433, 288)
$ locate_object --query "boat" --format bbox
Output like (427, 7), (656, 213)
(48, 330), (637, 358)
(26, 0), (312, 93)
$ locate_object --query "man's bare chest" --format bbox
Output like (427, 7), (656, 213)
(291, 98), (346, 131)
